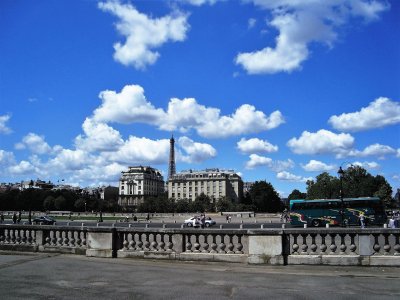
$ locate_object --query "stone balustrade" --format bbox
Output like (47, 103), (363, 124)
(1, 224), (399, 266)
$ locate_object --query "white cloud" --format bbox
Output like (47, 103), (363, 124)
(287, 129), (354, 155)
(75, 118), (124, 152)
(182, 0), (219, 5)
(351, 161), (380, 170)
(397, 149), (400, 158)
(347, 143), (396, 159)
(92, 84), (284, 138)
(245, 154), (272, 169)
(177, 136), (217, 163)
(237, 137), (278, 154)
(276, 171), (312, 183)
(248, 18), (257, 29)
(98, 1), (189, 69)
(8, 161), (36, 175)
(0, 150), (15, 166)
(104, 136), (170, 165)
(93, 85), (165, 124)
(15, 133), (54, 155)
(270, 159), (295, 173)
(47, 149), (92, 171)
(329, 97), (400, 132)
(0, 114), (12, 134)
(236, 0), (389, 74)
(301, 159), (336, 172)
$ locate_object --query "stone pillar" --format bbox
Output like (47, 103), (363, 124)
(248, 234), (284, 265)
(86, 228), (116, 258)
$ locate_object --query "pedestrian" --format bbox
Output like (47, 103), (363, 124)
(0, 213), (4, 223)
(200, 214), (205, 229)
(12, 212), (17, 224)
(226, 215), (229, 223)
(146, 213), (150, 222)
(359, 212), (366, 228)
(18, 211), (21, 223)
(228, 215), (232, 223)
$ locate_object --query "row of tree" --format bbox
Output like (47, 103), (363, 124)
(0, 166), (397, 213)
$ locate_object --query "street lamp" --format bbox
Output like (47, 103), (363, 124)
(337, 166), (345, 227)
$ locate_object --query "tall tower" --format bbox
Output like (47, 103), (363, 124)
(168, 135), (176, 179)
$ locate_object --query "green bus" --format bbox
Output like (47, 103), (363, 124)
(289, 197), (387, 227)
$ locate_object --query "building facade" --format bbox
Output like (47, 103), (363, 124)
(118, 166), (165, 209)
(167, 168), (243, 203)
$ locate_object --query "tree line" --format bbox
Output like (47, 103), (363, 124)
(0, 166), (397, 213)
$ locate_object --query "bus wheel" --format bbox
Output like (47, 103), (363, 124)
(311, 219), (321, 227)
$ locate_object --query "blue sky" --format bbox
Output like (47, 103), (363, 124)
(0, 0), (399, 197)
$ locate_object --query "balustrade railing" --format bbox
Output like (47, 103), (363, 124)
(43, 228), (87, 249)
(0, 227), (37, 246)
(183, 232), (246, 254)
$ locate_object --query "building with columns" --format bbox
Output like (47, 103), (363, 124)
(167, 168), (243, 203)
(118, 166), (165, 210)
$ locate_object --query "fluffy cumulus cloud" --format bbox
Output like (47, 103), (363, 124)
(347, 143), (397, 159)
(177, 136), (217, 163)
(0, 150), (15, 166)
(98, 1), (189, 69)
(328, 97), (400, 132)
(245, 154), (272, 169)
(15, 133), (55, 155)
(236, 0), (389, 74)
(301, 160), (336, 172)
(181, 0), (219, 5)
(8, 160), (36, 175)
(0, 114), (12, 134)
(276, 171), (312, 183)
(236, 137), (278, 154)
(287, 129), (354, 156)
(75, 118), (124, 152)
(92, 84), (284, 138)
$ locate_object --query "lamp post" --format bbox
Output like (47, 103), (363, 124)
(337, 166), (345, 227)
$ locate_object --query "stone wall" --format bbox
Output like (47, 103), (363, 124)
(1, 224), (399, 266)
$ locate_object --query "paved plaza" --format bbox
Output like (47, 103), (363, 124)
(0, 252), (399, 299)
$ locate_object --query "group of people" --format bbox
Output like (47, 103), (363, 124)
(193, 214), (207, 228)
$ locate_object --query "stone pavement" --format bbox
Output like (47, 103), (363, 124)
(0, 252), (399, 299)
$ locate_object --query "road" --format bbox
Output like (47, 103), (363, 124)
(0, 253), (399, 299)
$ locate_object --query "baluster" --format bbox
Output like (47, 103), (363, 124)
(372, 234), (381, 255)
(210, 234), (217, 253)
(218, 234), (226, 254)
(27, 229), (33, 245)
(319, 233), (327, 254)
(0, 230), (5, 244)
(144, 233), (150, 251)
(82, 231), (87, 247)
(394, 234), (400, 256)
(21, 229), (27, 244)
(15, 229), (21, 244)
(5, 229), (10, 244)
(349, 234), (357, 254)
(122, 233), (129, 250)
(193, 234), (201, 253)
(292, 234), (299, 254)
(301, 233), (308, 254)
(70, 231), (75, 247)
(227, 235), (234, 254)
(310, 234), (317, 254)
(136, 233), (143, 250)
(51, 230), (57, 246)
(159, 234), (165, 252)
(339, 234), (347, 255)
(129, 233), (136, 250)
(185, 234), (193, 252)
(202, 234), (209, 253)
(11, 229), (16, 244)
(383, 234), (391, 255)
(166, 234), (173, 252)
(150, 233), (158, 251)
(329, 234), (337, 254)
(236, 235), (244, 254)
(64, 231), (70, 246)
(58, 230), (64, 246)
(76, 231), (82, 247)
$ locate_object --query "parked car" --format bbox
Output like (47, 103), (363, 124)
(33, 216), (56, 225)
(184, 216), (216, 227)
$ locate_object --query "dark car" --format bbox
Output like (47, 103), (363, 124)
(33, 216), (56, 225)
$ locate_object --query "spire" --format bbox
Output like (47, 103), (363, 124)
(168, 135), (176, 179)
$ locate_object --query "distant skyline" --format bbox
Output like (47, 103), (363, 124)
(0, 0), (399, 197)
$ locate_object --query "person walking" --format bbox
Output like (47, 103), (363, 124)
(200, 214), (205, 229)
(359, 212), (366, 229)
(12, 212), (17, 224)
(0, 213), (4, 223)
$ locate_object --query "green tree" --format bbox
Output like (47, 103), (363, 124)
(216, 197), (233, 212)
(175, 199), (190, 213)
(288, 189), (307, 200)
(306, 172), (340, 200)
(54, 195), (67, 210)
(249, 181), (282, 212)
